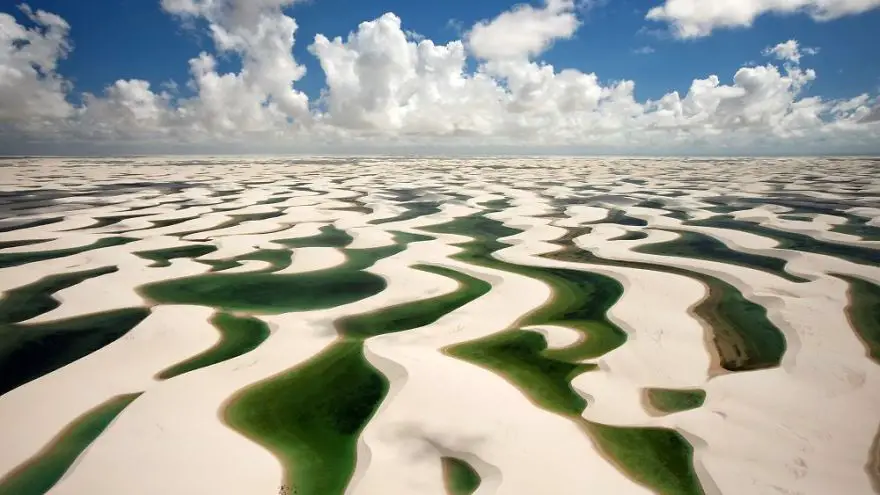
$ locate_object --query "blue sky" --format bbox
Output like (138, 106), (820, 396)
(1, 0), (879, 154)
(12, 0), (879, 103)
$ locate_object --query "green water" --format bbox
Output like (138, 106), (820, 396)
(118, 215), (200, 232)
(273, 225), (354, 249)
(259, 196), (293, 205)
(141, 229), (424, 313)
(870, 424), (880, 493)
(173, 211), (286, 238)
(369, 202), (442, 225)
(139, 269), (385, 314)
(0, 393), (140, 495)
(423, 214), (703, 495)
(145, 216), (201, 229)
(609, 230), (649, 241)
(391, 231), (435, 244)
(225, 340), (387, 495)
(336, 264), (491, 339)
(694, 276), (786, 371)
(0, 217), (64, 233)
(157, 313), (271, 379)
(0, 266), (154, 397)
(645, 388), (707, 414)
(134, 244), (217, 267)
(0, 237), (136, 269)
(586, 422), (704, 495)
(516, 267), (627, 362)
(0, 267), (118, 325)
(636, 200), (690, 221)
(777, 214), (815, 222)
(688, 216), (879, 267)
(72, 214), (150, 230)
(704, 205), (750, 214)
(441, 457), (481, 495)
(839, 275), (880, 364)
(0, 239), (53, 250)
(831, 216), (880, 241)
(544, 236), (786, 372)
(0, 308), (150, 397)
(331, 204), (374, 215)
(479, 198), (512, 210)
(424, 215), (627, 361)
(449, 330), (596, 416)
(197, 259), (242, 272)
(636, 230), (809, 283)
(231, 249), (293, 272)
(221, 234), (484, 494)
(200, 249), (293, 274)
(594, 209), (648, 227)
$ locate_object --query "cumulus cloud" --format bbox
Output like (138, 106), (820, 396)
(160, 0), (310, 126)
(24, 0), (313, 146)
(0, 1), (878, 154)
(466, 0), (581, 60)
(0, 5), (73, 131)
(763, 40), (818, 64)
(161, 0), (301, 27)
(77, 80), (175, 139)
(647, 0), (880, 38)
(307, 7), (645, 144)
(310, 13), (505, 135)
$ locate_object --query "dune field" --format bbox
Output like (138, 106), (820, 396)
(0, 156), (877, 495)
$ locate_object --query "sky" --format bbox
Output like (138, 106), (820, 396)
(1, 0), (879, 155)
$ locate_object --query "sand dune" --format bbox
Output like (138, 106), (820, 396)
(0, 157), (877, 495)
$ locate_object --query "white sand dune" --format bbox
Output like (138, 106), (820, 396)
(521, 324), (583, 349)
(44, 241), (468, 494)
(0, 157), (877, 495)
(358, 339), (654, 495)
(0, 306), (221, 479)
(0, 234), (201, 293)
(354, 239), (652, 494)
(277, 246), (347, 274)
(525, 214), (880, 494)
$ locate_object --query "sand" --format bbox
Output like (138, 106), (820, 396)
(0, 157), (876, 495)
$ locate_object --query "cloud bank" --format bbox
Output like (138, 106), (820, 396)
(0, 0), (878, 154)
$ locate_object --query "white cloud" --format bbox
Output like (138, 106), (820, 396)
(0, 1), (878, 155)
(763, 39), (818, 64)
(309, 13), (505, 136)
(466, 0), (581, 60)
(160, 0), (310, 124)
(0, 5), (73, 131)
(161, 0), (301, 27)
(860, 105), (880, 123)
(633, 46), (656, 55)
(647, 0), (880, 38)
(34, 0), (312, 146)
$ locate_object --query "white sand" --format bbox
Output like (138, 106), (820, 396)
(0, 157), (876, 495)
(0, 306), (221, 479)
(522, 324), (583, 349)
